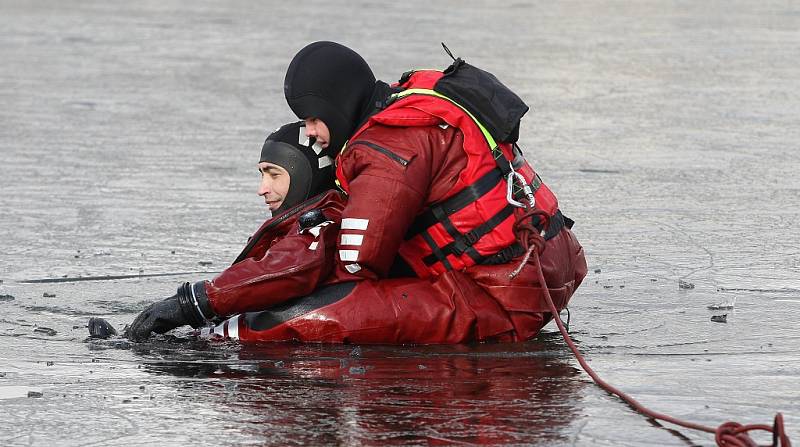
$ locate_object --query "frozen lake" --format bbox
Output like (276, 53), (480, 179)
(1, 1), (798, 445)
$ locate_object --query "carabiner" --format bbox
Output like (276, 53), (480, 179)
(506, 170), (535, 209)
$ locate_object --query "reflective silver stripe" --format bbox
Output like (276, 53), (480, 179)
(302, 221), (332, 237)
(339, 249), (359, 261)
(228, 315), (239, 340)
(341, 218), (369, 230)
(318, 155), (333, 168)
(340, 234), (364, 246)
(214, 323), (225, 337)
(309, 241), (319, 250)
(345, 263), (362, 274)
(298, 126), (309, 146)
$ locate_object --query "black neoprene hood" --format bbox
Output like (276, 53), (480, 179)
(260, 121), (334, 212)
(283, 41), (376, 153)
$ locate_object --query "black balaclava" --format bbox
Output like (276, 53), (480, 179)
(284, 41), (379, 154)
(260, 121), (335, 212)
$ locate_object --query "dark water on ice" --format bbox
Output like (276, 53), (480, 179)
(1, 1), (799, 445)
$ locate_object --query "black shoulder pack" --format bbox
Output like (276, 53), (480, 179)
(433, 57), (529, 144)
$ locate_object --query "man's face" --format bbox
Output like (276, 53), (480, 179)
(257, 162), (291, 211)
(304, 118), (331, 149)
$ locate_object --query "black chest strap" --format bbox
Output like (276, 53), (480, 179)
(405, 167), (504, 240)
(421, 209), (570, 267)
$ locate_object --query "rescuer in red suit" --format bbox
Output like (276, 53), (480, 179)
(268, 41), (586, 342)
(198, 42), (587, 343)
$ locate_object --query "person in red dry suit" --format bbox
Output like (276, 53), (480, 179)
(127, 121), (345, 341)
(129, 41), (587, 344)
(199, 42), (587, 343)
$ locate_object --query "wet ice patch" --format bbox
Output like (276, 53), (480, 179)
(0, 386), (43, 400)
(33, 326), (57, 336)
(579, 168), (621, 174)
(707, 304), (735, 310)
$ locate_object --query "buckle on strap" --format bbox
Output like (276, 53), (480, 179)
(450, 230), (480, 256)
(478, 243), (525, 265)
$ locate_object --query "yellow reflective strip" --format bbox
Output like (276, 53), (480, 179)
(335, 178), (348, 195)
(390, 88), (499, 151)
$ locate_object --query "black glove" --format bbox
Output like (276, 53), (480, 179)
(127, 282), (214, 341)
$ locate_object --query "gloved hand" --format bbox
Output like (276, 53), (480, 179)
(127, 282), (212, 341)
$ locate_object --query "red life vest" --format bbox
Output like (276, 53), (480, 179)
(336, 69), (562, 278)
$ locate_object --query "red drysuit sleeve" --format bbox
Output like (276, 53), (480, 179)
(203, 219), (339, 317)
(334, 126), (434, 279)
